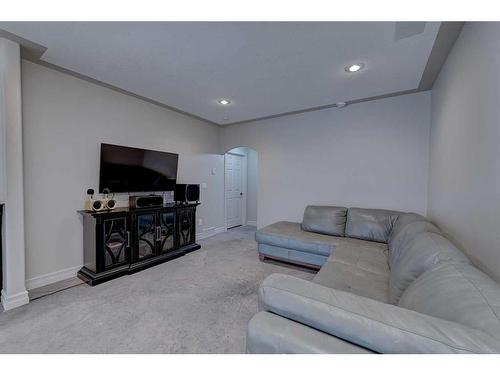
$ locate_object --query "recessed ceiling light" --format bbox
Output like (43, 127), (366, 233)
(336, 102), (347, 108)
(218, 99), (231, 105)
(345, 63), (364, 73)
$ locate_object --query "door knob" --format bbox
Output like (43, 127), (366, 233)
(239, 192), (243, 195)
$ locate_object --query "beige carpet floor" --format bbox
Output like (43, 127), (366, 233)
(0, 226), (315, 353)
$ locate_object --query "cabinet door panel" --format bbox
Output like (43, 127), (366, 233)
(102, 216), (129, 270)
(136, 213), (156, 260)
(159, 211), (176, 253)
(178, 208), (195, 247)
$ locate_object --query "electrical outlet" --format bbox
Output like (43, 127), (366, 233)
(201, 182), (207, 189)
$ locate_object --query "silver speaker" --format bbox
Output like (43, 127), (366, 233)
(85, 197), (106, 211)
(84, 188), (116, 211)
(105, 198), (116, 209)
(102, 188), (117, 210)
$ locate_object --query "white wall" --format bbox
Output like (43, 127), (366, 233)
(428, 23), (500, 282)
(21, 60), (225, 286)
(221, 91), (431, 228)
(246, 148), (257, 225)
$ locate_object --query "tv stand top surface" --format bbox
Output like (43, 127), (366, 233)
(78, 202), (199, 217)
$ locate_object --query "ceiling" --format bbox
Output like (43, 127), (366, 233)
(0, 22), (442, 125)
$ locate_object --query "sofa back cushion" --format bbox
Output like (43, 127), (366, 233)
(301, 205), (348, 236)
(389, 232), (470, 304)
(345, 208), (399, 243)
(389, 220), (441, 269)
(388, 212), (426, 244)
(399, 263), (500, 339)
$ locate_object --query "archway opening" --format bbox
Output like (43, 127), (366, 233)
(224, 147), (258, 230)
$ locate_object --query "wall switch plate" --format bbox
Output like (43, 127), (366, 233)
(211, 168), (217, 175)
(201, 182), (207, 189)
(198, 218), (203, 226)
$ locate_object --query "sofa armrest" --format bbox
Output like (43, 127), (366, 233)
(259, 274), (500, 353)
(247, 311), (373, 354)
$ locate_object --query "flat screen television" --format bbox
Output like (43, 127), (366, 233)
(99, 143), (178, 193)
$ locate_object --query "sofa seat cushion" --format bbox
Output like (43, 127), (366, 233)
(399, 263), (500, 339)
(314, 241), (390, 303)
(301, 205), (348, 236)
(256, 221), (338, 256)
(345, 208), (400, 243)
(389, 232), (470, 304)
(328, 239), (388, 274)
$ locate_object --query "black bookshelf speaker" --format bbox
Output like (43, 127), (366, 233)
(174, 184), (200, 203)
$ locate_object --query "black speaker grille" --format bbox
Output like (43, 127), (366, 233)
(186, 185), (200, 202)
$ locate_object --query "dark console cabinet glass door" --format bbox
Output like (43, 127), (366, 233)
(98, 214), (130, 271)
(178, 207), (196, 247)
(158, 210), (176, 253)
(134, 211), (157, 261)
(133, 209), (177, 261)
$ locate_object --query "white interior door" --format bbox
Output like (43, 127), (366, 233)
(225, 153), (244, 229)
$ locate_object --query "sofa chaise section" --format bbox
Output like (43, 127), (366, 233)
(255, 221), (335, 267)
(255, 206), (399, 268)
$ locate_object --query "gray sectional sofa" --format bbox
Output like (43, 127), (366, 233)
(247, 206), (500, 353)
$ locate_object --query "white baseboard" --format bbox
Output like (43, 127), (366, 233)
(1, 289), (29, 311)
(197, 226), (227, 240)
(246, 220), (257, 227)
(25, 265), (82, 290)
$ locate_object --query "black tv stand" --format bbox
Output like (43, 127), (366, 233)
(77, 202), (200, 285)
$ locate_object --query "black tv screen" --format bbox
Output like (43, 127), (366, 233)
(99, 143), (178, 193)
